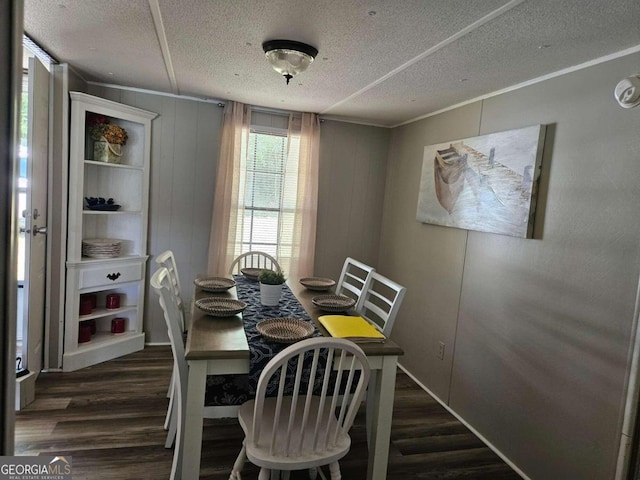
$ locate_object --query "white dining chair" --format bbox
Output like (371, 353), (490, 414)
(334, 257), (375, 310)
(228, 251), (282, 275)
(156, 250), (186, 332)
(357, 271), (406, 446)
(156, 250), (186, 448)
(228, 337), (371, 480)
(150, 266), (187, 480)
(357, 271), (406, 336)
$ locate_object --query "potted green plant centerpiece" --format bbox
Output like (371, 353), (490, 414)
(258, 269), (286, 306)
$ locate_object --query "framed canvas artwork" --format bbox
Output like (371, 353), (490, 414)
(416, 125), (546, 238)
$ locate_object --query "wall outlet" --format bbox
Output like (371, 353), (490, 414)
(437, 341), (445, 360)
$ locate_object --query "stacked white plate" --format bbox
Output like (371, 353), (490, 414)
(82, 238), (123, 258)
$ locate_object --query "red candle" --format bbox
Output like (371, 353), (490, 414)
(86, 293), (97, 309)
(79, 297), (93, 316)
(111, 317), (126, 334)
(106, 293), (121, 309)
(78, 323), (92, 343)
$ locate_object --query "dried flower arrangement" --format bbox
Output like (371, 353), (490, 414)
(88, 113), (128, 145)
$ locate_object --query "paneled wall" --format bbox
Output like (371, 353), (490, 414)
(380, 52), (640, 479)
(315, 120), (390, 280)
(87, 86), (222, 343)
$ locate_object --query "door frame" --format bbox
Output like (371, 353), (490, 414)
(1, 0), (24, 456)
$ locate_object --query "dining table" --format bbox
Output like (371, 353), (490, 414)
(181, 275), (404, 480)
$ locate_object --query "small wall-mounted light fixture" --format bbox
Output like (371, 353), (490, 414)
(262, 40), (318, 85)
(614, 74), (640, 109)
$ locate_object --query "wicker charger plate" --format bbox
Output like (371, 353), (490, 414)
(312, 294), (356, 313)
(194, 276), (236, 293)
(299, 277), (336, 291)
(195, 298), (247, 317)
(257, 317), (315, 344)
(241, 267), (262, 281)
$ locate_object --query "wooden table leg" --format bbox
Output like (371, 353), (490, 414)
(366, 355), (398, 480)
(181, 360), (207, 479)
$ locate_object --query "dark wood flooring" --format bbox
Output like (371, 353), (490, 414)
(14, 346), (521, 479)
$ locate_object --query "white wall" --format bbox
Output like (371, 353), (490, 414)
(87, 86), (223, 343)
(379, 51), (640, 479)
(315, 120), (390, 280)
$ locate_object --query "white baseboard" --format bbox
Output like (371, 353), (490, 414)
(397, 363), (530, 480)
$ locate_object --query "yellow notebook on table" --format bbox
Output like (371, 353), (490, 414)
(318, 315), (386, 343)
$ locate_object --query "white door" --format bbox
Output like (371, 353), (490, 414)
(17, 56), (49, 408)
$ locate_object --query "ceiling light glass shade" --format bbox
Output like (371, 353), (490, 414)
(262, 40), (318, 84)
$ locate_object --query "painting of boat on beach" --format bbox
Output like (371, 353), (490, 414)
(416, 125), (546, 238)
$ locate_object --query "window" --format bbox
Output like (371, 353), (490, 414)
(211, 106), (318, 279)
(240, 129), (300, 264)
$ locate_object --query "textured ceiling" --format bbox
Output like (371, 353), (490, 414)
(24, 0), (640, 127)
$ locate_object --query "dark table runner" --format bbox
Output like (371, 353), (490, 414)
(204, 275), (322, 406)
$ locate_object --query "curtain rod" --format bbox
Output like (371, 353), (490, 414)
(218, 102), (326, 122)
(218, 102), (306, 118)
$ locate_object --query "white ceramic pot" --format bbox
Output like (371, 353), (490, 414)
(260, 282), (283, 306)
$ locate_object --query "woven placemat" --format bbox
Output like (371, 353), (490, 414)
(299, 277), (336, 291)
(312, 294), (356, 312)
(256, 317), (315, 343)
(195, 298), (247, 317)
(194, 277), (236, 292)
(240, 267), (262, 281)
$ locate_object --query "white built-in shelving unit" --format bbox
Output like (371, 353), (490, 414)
(63, 92), (157, 372)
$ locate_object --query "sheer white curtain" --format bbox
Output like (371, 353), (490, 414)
(207, 101), (251, 274)
(208, 106), (320, 280)
(278, 112), (320, 281)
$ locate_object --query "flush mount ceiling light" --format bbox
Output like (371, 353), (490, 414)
(614, 74), (640, 108)
(262, 40), (318, 85)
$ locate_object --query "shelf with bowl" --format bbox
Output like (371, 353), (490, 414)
(85, 205), (122, 212)
(76, 255), (147, 265)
